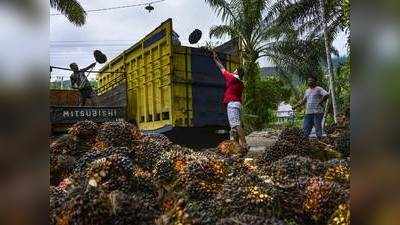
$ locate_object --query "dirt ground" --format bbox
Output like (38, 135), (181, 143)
(245, 129), (280, 157)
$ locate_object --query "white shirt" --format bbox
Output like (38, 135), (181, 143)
(304, 86), (329, 114)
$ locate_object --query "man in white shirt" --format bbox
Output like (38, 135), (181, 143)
(294, 77), (329, 138)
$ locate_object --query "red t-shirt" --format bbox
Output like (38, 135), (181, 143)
(221, 69), (244, 105)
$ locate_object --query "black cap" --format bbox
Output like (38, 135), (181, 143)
(189, 29), (202, 44)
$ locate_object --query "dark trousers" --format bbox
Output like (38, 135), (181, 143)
(303, 113), (324, 138)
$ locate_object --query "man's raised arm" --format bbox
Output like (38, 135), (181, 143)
(212, 51), (225, 71)
(80, 62), (96, 72)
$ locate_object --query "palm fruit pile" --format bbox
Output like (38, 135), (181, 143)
(50, 153), (76, 186)
(217, 140), (244, 157)
(135, 135), (173, 170)
(263, 127), (315, 163)
(49, 186), (67, 225)
(95, 122), (140, 149)
(302, 177), (348, 223)
(264, 155), (325, 185)
(323, 159), (350, 189)
(217, 172), (274, 217)
(335, 130), (350, 157)
(57, 186), (113, 225)
(108, 191), (160, 225)
(263, 126), (346, 164)
(84, 153), (135, 192)
(49, 121), (350, 225)
(327, 202), (350, 225)
(69, 121), (99, 154)
(217, 214), (287, 225)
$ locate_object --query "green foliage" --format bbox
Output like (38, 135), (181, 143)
(269, 0), (348, 41)
(342, 0), (350, 31)
(269, 37), (331, 84)
(50, 0), (86, 26)
(334, 58), (350, 114)
(49, 80), (72, 90)
(243, 67), (292, 132)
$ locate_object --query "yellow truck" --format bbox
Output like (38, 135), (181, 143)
(97, 19), (240, 147)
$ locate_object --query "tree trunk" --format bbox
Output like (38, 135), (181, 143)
(318, 0), (338, 123)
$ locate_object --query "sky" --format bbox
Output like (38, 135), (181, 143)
(50, 0), (349, 82)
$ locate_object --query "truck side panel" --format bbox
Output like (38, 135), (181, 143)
(190, 48), (239, 127)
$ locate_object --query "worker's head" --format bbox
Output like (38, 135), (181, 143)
(69, 63), (79, 72)
(233, 67), (244, 80)
(307, 76), (317, 88)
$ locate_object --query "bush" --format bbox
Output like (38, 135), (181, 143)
(243, 74), (291, 132)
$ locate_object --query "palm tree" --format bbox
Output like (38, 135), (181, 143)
(266, 24), (339, 95)
(269, 0), (348, 123)
(205, 0), (276, 117)
(50, 0), (86, 26)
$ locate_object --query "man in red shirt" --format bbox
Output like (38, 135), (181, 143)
(213, 51), (248, 153)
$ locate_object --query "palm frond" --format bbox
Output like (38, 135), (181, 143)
(50, 0), (86, 26)
(204, 0), (236, 22)
(209, 24), (238, 39)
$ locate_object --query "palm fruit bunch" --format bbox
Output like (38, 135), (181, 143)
(217, 140), (244, 157)
(217, 214), (287, 225)
(327, 202), (350, 225)
(263, 127), (315, 163)
(68, 120), (99, 154)
(303, 177), (348, 224)
(185, 199), (223, 225)
(324, 124), (340, 136)
(266, 155), (325, 185)
(153, 157), (178, 185)
(165, 151), (225, 201)
(156, 198), (193, 225)
(108, 191), (160, 225)
(161, 147), (191, 175)
(134, 135), (172, 170)
(183, 160), (220, 200)
(84, 153), (134, 192)
(73, 147), (134, 174)
(49, 186), (67, 225)
(218, 173), (274, 217)
(323, 159), (350, 188)
(50, 153), (76, 186)
(272, 177), (308, 223)
(57, 186), (112, 225)
(50, 134), (77, 156)
(145, 133), (173, 149)
(307, 139), (342, 161)
(68, 120), (98, 140)
(187, 151), (227, 182)
(95, 122), (139, 149)
(50, 134), (79, 185)
(335, 130), (350, 157)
